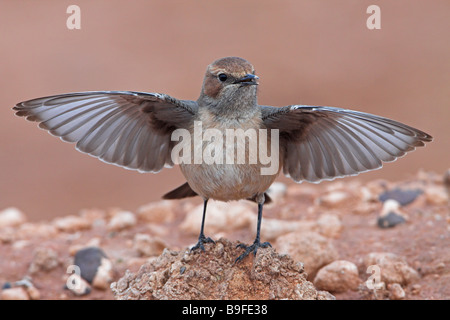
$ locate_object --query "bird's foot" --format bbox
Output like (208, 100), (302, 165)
(235, 239), (272, 263)
(190, 235), (215, 252)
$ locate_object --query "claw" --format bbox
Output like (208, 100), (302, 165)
(235, 240), (271, 263)
(190, 235), (215, 252)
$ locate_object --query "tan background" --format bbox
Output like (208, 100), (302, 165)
(1, 1), (448, 221)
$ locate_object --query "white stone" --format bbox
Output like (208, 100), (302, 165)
(107, 210), (137, 231)
(314, 260), (360, 293)
(0, 207), (27, 228)
(1, 287), (30, 300)
(92, 258), (114, 290)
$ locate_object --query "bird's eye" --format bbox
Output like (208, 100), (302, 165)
(218, 73), (228, 82)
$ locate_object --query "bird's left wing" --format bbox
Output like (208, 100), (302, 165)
(261, 105), (432, 183)
(13, 91), (197, 173)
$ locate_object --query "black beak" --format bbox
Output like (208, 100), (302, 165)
(234, 74), (259, 85)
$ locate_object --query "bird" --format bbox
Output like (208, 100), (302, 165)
(13, 56), (433, 262)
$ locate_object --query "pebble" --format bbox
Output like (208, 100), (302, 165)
(0, 227), (15, 244)
(363, 252), (419, 285)
(107, 210), (137, 231)
(1, 287), (30, 300)
(53, 215), (91, 232)
(65, 273), (91, 296)
(1, 277), (40, 300)
(378, 188), (422, 206)
(133, 233), (168, 257)
(358, 186), (377, 202)
(0, 207), (27, 228)
(424, 186), (448, 206)
(275, 231), (339, 279)
(318, 191), (350, 208)
(17, 223), (58, 239)
(377, 200), (406, 228)
(316, 213), (342, 238)
(2, 282), (11, 289)
(313, 260), (360, 293)
(74, 247), (108, 284)
(137, 200), (176, 223)
(388, 283), (405, 300)
(377, 212), (406, 228)
(92, 257), (113, 290)
(353, 201), (380, 215)
(26, 285), (41, 300)
(28, 247), (60, 274)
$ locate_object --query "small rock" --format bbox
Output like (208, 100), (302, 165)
(318, 191), (349, 207)
(26, 285), (41, 300)
(424, 186), (448, 206)
(353, 201), (379, 215)
(378, 188), (422, 206)
(0, 207), (27, 228)
(65, 273), (91, 296)
(275, 231), (339, 279)
(12, 240), (29, 250)
(133, 233), (168, 257)
(0, 227), (15, 244)
(74, 247), (108, 284)
(137, 200), (176, 223)
(377, 200), (406, 228)
(411, 284), (421, 294)
(358, 186), (377, 202)
(107, 210), (137, 231)
(388, 283), (405, 300)
(316, 213), (342, 238)
(2, 282), (11, 289)
(377, 212), (406, 228)
(17, 223), (58, 239)
(363, 252), (419, 285)
(314, 260), (361, 293)
(92, 258), (113, 290)
(53, 215), (91, 232)
(181, 200), (254, 235)
(28, 247), (60, 274)
(1, 287), (30, 300)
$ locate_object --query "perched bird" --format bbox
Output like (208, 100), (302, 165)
(13, 57), (432, 262)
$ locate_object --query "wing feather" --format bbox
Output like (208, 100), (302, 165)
(262, 105), (432, 183)
(13, 91), (197, 173)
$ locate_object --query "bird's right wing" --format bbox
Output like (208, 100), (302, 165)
(261, 105), (432, 183)
(13, 91), (197, 173)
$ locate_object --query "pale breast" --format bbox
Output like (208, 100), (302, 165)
(179, 108), (281, 201)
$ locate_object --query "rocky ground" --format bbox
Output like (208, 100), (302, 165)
(0, 170), (448, 300)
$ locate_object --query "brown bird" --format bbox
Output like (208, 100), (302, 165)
(13, 57), (432, 262)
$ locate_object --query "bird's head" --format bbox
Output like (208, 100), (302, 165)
(199, 57), (259, 112)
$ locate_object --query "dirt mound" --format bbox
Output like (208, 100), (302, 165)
(111, 238), (333, 300)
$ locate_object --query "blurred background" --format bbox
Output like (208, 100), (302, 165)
(1, 0), (448, 221)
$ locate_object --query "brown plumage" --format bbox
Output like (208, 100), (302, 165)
(12, 57), (433, 262)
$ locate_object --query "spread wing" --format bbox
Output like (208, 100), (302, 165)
(262, 105), (432, 183)
(13, 91), (197, 173)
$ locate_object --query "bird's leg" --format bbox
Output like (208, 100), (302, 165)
(191, 199), (215, 252)
(235, 200), (271, 263)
